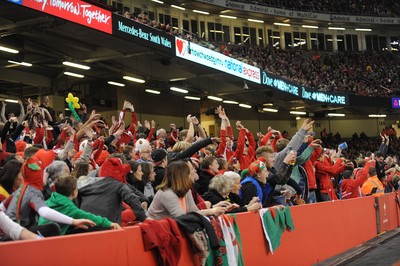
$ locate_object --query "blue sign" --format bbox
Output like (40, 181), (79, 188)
(261, 71), (348, 105)
(8, 0), (22, 4)
(392, 98), (400, 108)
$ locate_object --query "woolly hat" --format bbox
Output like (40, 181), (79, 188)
(135, 138), (150, 152)
(151, 148), (167, 163)
(23, 149), (56, 190)
(99, 158), (131, 183)
(15, 140), (27, 152)
(247, 158), (267, 176)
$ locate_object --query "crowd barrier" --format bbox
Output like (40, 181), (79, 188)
(1, 193), (400, 266)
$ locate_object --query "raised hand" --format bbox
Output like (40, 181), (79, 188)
(144, 120), (150, 130)
(310, 139), (322, 148)
(191, 115), (199, 125)
(301, 118), (314, 131)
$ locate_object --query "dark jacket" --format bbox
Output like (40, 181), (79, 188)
(196, 169), (215, 196)
(202, 189), (247, 213)
(241, 163), (293, 207)
(77, 177), (147, 223)
(153, 165), (165, 189)
(167, 138), (213, 162)
(175, 212), (219, 250)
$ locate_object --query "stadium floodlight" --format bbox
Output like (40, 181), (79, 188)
(145, 89), (161, 95)
(248, 19), (264, 23)
(220, 15), (237, 19)
(63, 61), (90, 70)
(171, 5), (185, 10)
(239, 104), (252, 109)
(274, 23), (290, 27)
(193, 10), (209, 15)
(327, 113), (345, 117)
(328, 27), (346, 30)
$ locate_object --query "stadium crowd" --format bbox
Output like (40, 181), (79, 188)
(0, 98), (398, 242)
(118, 10), (400, 97)
(240, 0), (396, 16)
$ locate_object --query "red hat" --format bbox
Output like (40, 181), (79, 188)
(15, 140), (27, 152)
(23, 149), (56, 190)
(247, 158), (267, 176)
(99, 158), (131, 183)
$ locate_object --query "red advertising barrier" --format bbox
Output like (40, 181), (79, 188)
(22, 0), (112, 34)
(0, 195), (396, 266)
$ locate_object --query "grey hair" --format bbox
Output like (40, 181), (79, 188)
(208, 174), (233, 196)
(47, 160), (69, 181)
(224, 171), (241, 181)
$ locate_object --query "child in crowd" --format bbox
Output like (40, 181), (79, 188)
(38, 175), (121, 234)
(2, 149), (96, 238)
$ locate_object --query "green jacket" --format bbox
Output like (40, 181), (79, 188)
(38, 192), (112, 234)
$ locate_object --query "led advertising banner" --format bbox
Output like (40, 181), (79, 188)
(175, 37), (261, 84)
(261, 71), (348, 105)
(392, 98), (400, 108)
(112, 14), (175, 55)
(20, 0), (112, 34)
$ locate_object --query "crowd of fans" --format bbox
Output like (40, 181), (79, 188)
(0, 98), (398, 242)
(227, 45), (400, 96)
(118, 10), (400, 97)
(240, 0), (396, 16)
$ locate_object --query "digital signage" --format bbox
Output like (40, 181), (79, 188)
(262, 71), (348, 105)
(175, 37), (261, 84)
(21, 0), (112, 34)
(392, 98), (400, 108)
(112, 14), (175, 55)
(8, 0), (22, 5)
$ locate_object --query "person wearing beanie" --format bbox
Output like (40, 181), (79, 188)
(151, 148), (168, 189)
(3, 149), (96, 238)
(136, 140), (152, 163)
(240, 151), (296, 207)
(77, 157), (148, 224)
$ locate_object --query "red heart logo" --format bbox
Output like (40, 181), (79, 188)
(176, 39), (185, 55)
(395, 100), (399, 107)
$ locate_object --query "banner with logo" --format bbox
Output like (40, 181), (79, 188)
(112, 14), (175, 55)
(21, 0), (112, 34)
(262, 71), (348, 105)
(175, 37), (261, 84)
(196, 0), (400, 25)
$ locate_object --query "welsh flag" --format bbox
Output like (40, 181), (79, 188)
(206, 214), (244, 266)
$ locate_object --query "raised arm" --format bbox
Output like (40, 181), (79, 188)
(17, 100), (25, 124)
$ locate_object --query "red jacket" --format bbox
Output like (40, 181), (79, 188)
(314, 157), (346, 200)
(139, 219), (182, 266)
(216, 126), (234, 159)
(303, 146), (322, 190)
(227, 129), (256, 170)
(259, 131), (282, 151)
(341, 161), (372, 199)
